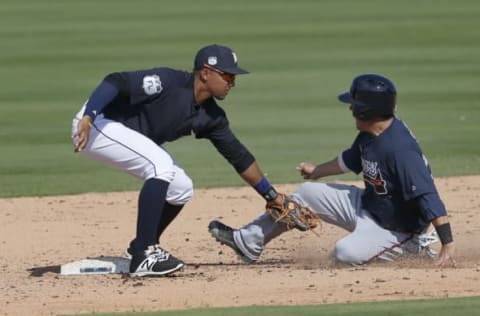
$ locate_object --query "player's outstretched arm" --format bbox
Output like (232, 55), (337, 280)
(296, 157), (345, 180)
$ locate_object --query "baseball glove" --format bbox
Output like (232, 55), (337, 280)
(265, 194), (319, 231)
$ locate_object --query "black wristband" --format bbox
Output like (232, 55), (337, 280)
(435, 222), (453, 245)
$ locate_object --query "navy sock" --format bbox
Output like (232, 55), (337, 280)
(156, 203), (184, 240)
(134, 178), (169, 251)
(128, 203), (184, 253)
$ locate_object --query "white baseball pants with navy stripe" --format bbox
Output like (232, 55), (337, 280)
(72, 106), (193, 205)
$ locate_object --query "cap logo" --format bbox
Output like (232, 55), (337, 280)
(208, 56), (217, 65)
(232, 52), (238, 64)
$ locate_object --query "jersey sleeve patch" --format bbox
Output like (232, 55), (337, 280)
(142, 75), (163, 95)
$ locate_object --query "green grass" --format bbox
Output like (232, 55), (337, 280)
(1, 0), (479, 197)
(74, 296), (480, 316)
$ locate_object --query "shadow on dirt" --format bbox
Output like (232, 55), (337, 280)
(27, 265), (61, 277)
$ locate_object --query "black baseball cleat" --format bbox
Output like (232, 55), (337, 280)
(208, 220), (257, 263)
(129, 245), (184, 277)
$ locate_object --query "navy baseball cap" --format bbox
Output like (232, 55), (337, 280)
(194, 44), (249, 74)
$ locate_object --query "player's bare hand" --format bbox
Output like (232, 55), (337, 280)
(72, 116), (93, 152)
(296, 162), (317, 179)
(435, 242), (457, 268)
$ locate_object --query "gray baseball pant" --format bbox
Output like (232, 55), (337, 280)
(233, 182), (427, 264)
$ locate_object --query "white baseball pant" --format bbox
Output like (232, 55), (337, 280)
(72, 106), (193, 205)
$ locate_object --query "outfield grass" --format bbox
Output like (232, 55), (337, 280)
(78, 296), (480, 316)
(1, 0), (479, 197)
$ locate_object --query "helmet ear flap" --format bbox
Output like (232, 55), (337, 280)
(351, 103), (372, 121)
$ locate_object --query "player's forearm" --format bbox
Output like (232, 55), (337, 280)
(240, 162), (281, 202)
(416, 195), (453, 245)
(239, 162), (264, 187)
(432, 216), (454, 245)
(431, 215), (449, 226)
(311, 158), (345, 179)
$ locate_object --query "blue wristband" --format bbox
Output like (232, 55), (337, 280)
(254, 177), (278, 201)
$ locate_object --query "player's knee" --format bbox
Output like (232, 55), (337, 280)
(175, 178), (194, 204)
(295, 182), (316, 195)
(334, 239), (365, 265)
(292, 182), (322, 204)
(143, 162), (176, 182)
(166, 175), (193, 205)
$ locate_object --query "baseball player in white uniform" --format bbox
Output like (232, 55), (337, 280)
(72, 44), (287, 276)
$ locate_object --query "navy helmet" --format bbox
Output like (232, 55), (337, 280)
(338, 74), (396, 120)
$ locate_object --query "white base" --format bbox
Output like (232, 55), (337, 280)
(60, 256), (130, 275)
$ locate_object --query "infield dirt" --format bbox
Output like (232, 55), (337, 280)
(1, 176), (479, 315)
